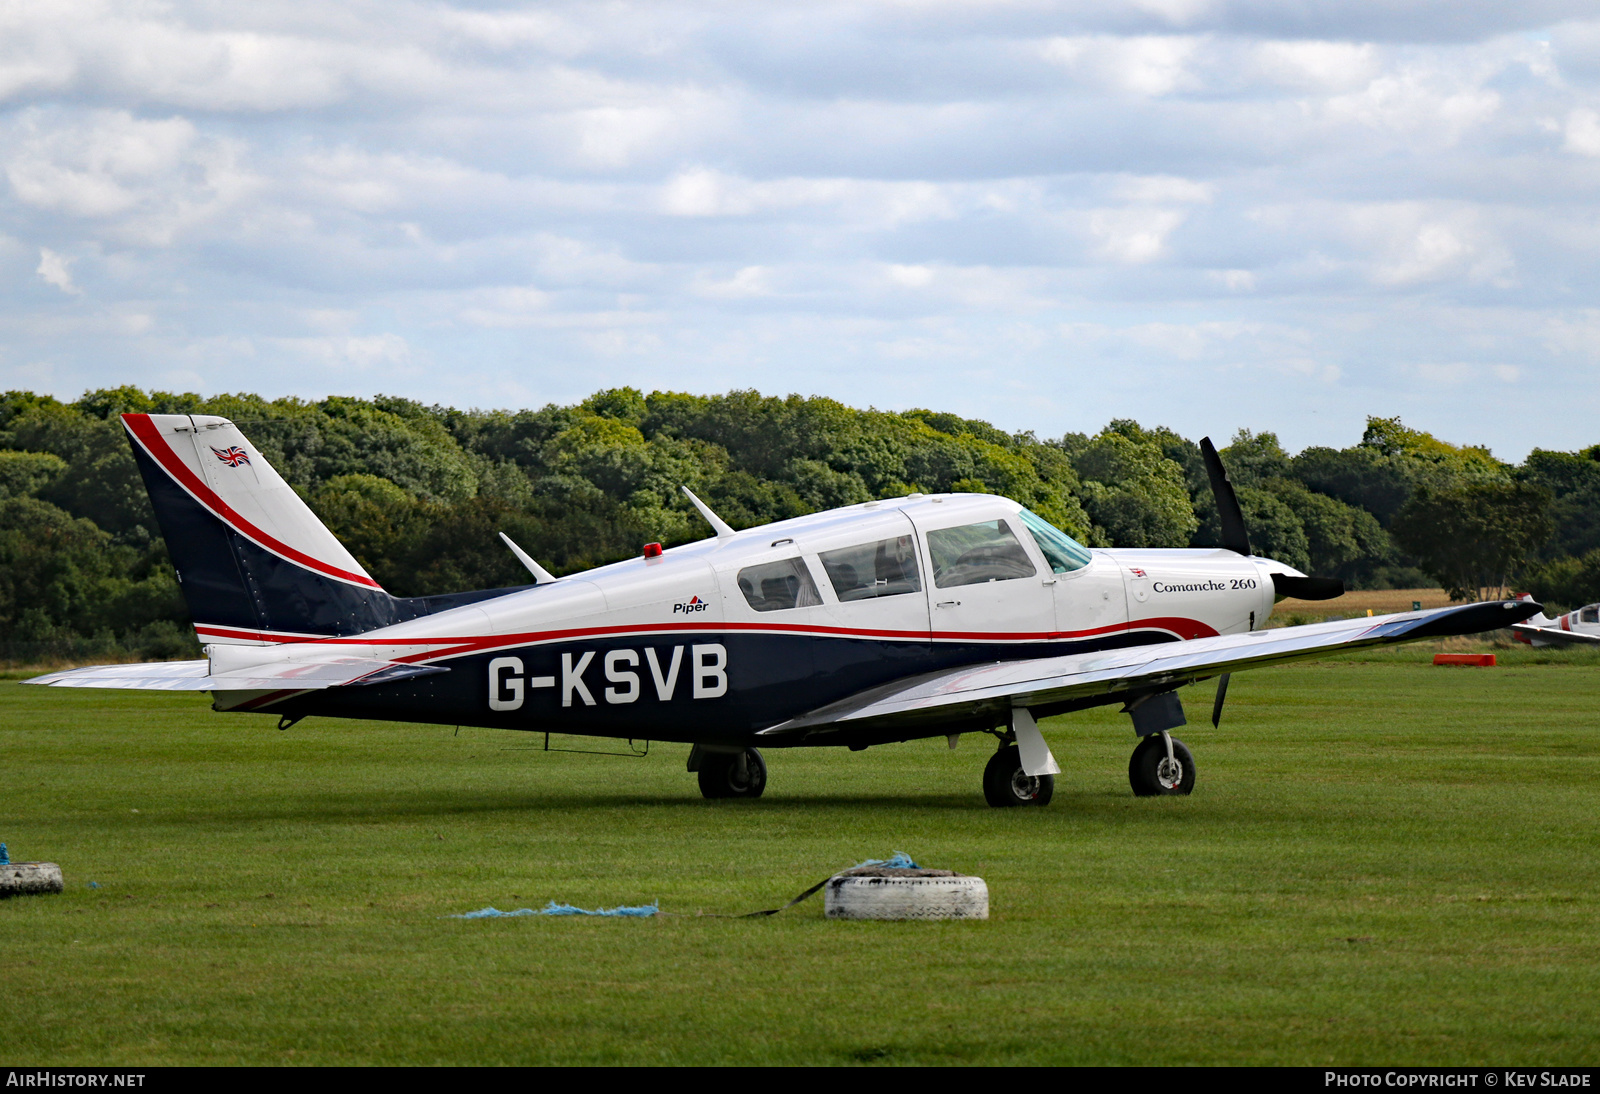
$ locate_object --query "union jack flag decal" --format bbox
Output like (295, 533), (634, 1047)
(211, 445), (250, 467)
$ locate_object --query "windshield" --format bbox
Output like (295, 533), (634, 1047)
(1018, 509), (1092, 574)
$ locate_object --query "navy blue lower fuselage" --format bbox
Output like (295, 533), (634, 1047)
(258, 626), (1178, 745)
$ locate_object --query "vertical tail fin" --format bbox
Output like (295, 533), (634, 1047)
(123, 413), (397, 643)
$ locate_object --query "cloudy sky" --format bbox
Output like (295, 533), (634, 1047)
(4, 1), (1599, 459)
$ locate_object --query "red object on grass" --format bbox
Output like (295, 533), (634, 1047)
(1433, 653), (1496, 666)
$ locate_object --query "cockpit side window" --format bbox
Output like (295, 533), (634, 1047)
(819, 536), (922, 601)
(1018, 508), (1092, 574)
(926, 519), (1037, 588)
(1582, 605), (1599, 624)
(736, 558), (823, 612)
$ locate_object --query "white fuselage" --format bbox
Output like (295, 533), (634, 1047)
(206, 493), (1298, 742)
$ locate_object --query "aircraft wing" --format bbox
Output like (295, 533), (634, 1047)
(1510, 622), (1600, 646)
(25, 657), (446, 691)
(760, 599), (1540, 738)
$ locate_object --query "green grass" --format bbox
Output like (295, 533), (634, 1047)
(4, 645), (1600, 1065)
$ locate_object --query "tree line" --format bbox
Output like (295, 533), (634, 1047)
(2, 386), (1596, 663)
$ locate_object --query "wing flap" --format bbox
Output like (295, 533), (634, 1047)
(761, 599), (1540, 736)
(25, 657), (447, 691)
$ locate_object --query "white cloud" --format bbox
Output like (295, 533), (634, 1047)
(1346, 205), (1515, 288)
(1039, 34), (1203, 96)
(36, 247), (81, 294)
(1564, 108), (1600, 155)
(270, 333), (413, 371)
(1251, 40), (1378, 92)
(708, 265), (771, 298)
(1089, 208), (1187, 264)
(4, 109), (255, 246)
(1112, 175), (1213, 205)
(888, 264), (935, 288)
(0, 5), (1597, 457)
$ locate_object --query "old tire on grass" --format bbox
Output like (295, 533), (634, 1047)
(1129, 735), (1195, 797)
(825, 868), (989, 920)
(982, 744), (1054, 808)
(697, 747), (767, 799)
(0, 862), (63, 897)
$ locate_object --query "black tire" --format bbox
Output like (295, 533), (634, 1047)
(697, 748), (767, 799)
(981, 744), (1054, 808)
(1128, 735), (1196, 797)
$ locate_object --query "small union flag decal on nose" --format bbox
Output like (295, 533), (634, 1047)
(212, 445), (250, 467)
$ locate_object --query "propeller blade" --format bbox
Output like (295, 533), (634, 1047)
(1200, 437), (1251, 557)
(1271, 574), (1345, 601)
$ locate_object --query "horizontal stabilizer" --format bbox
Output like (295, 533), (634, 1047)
(25, 658), (448, 692)
(761, 599), (1541, 737)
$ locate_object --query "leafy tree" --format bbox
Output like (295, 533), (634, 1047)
(1360, 416), (1507, 481)
(1391, 481), (1554, 601)
(1521, 548), (1600, 613)
(1234, 486), (1310, 572)
(0, 495), (116, 636)
(1519, 448), (1600, 562)
(1261, 478), (1390, 581)
(1220, 429), (1292, 487)
(1072, 430), (1197, 548)
(0, 451), (68, 497)
(1290, 445), (1414, 527)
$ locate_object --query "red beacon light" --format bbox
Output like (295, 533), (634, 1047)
(642, 542), (663, 558)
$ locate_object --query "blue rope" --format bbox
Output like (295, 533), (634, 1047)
(854, 851), (919, 869)
(449, 853), (921, 921)
(451, 900), (659, 919)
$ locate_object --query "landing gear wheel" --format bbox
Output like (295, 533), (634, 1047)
(982, 744), (1054, 808)
(1129, 735), (1195, 797)
(697, 748), (767, 799)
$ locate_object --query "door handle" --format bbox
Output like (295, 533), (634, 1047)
(935, 600), (961, 608)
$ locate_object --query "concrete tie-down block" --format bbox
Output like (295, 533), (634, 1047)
(0, 862), (64, 896)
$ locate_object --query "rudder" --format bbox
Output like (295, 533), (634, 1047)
(125, 413), (397, 643)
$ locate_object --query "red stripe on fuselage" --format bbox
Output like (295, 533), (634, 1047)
(192, 616), (1218, 663)
(123, 414), (381, 590)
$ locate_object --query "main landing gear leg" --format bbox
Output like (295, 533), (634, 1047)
(980, 715), (1056, 808)
(1123, 691), (1196, 797)
(690, 745), (767, 800)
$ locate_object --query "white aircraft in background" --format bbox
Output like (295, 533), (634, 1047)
(1511, 595), (1600, 647)
(27, 414), (1542, 807)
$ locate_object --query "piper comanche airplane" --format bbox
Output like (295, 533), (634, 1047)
(28, 414), (1543, 806)
(1510, 595), (1600, 647)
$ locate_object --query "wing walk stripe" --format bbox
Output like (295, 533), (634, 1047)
(123, 414), (382, 590)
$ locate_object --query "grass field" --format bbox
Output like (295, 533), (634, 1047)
(4, 643), (1600, 1066)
